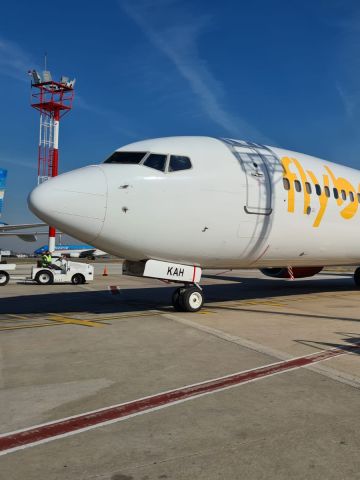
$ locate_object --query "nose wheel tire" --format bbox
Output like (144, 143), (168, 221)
(172, 288), (184, 311)
(0, 271), (10, 286)
(35, 270), (54, 285)
(354, 268), (360, 287)
(172, 286), (204, 312)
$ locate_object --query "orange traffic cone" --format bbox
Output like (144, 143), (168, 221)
(102, 266), (108, 276)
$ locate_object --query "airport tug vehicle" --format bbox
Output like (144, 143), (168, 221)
(0, 263), (16, 286)
(30, 257), (94, 285)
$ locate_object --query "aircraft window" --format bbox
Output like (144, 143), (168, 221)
(315, 184), (321, 196)
(341, 190), (347, 200)
(349, 191), (355, 202)
(283, 178), (290, 190)
(294, 180), (301, 192)
(104, 151), (148, 164)
(143, 153), (167, 172)
(333, 188), (339, 199)
(324, 186), (330, 198)
(305, 182), (312, 194)
(169, 155), (192, 172)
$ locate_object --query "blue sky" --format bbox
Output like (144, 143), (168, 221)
(0, 0), (360, 251)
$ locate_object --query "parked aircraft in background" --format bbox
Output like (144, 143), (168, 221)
(28, 136), (360, 312)
(34, 244), (107, 259)
(0, 168), (46, 241)
(0, 222), (47, 242)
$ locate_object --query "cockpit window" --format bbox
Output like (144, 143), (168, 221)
(104, 151), (147, 164)
(169, 155), (192, 172)
(143, 154), (167, 172)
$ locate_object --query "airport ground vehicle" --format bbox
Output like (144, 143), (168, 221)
(0, 263), (16, 286)
(30, 257), (94, 285)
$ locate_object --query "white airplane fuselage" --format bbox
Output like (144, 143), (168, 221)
(28, 136), (360, 270)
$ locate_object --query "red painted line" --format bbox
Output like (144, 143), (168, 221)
(0, 346), (354, 456)
(192, 266), (196, 282)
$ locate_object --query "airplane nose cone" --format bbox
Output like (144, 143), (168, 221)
(28, 165), (107, 242)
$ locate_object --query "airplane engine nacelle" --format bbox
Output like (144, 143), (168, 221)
(260, 266), (323, 279)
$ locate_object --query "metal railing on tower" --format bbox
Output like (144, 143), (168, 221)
(29, 68), (75, 251)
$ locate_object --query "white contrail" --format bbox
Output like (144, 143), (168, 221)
(120, 1), (271, 142)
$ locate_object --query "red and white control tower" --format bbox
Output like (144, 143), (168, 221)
(29, 69), (75, 252)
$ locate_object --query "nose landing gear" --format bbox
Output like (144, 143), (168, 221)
(172, 284), (204, 312)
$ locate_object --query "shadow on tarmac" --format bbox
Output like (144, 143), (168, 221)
(317, 272), (353, 277)
(295, 332), (360, 355)
(0, 275), (358, 316)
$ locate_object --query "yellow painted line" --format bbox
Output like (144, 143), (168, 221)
(0, 323), (61, 331)
(0, 311), (158, 329)
(46, 312), (156, 326)
(241, 301), (281, 306)
(214, 300), (286, 308)
(6, 314), (29, 320)
(48, 314), (104, 328)
(95, 312), (161, 321)
(263, 302), (286, 306)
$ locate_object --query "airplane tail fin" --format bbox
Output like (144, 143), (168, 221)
(0, 169), (7, 218)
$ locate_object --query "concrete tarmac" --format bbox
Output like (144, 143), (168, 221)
(0, 262), (359, 479)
